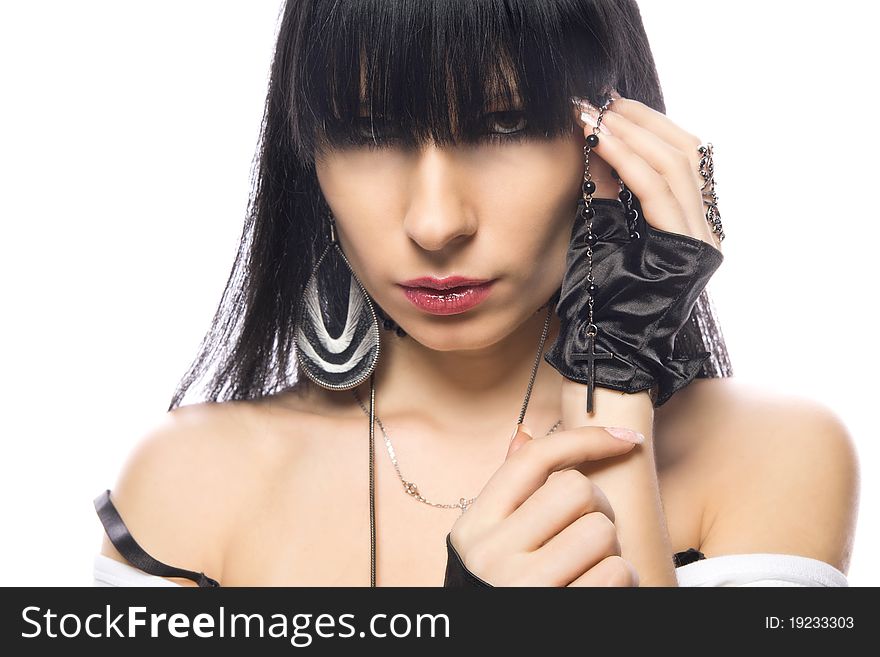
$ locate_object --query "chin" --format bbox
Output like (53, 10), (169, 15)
(399, 306), (543, 353)
(404, 322), (495, 350)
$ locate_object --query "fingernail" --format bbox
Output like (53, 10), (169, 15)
(603, 426), (644, 444)
(509, 424), (521, 442)
(580, 108), (611, 135)
(571, 98), (611, 135)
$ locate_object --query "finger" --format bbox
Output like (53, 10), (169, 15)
(505, 424), (534, 459)
(468, 426), (640, 526)
(585, 128), (688, 237)
(491, 467), (615, 553)
(514, 512), (621, 586)
(567, 555), (640, 587)
(605, 98), (720, 248)
(531, 511), (621, 585)
(599, 109), (706, 241)
(605, 98), (705, 190)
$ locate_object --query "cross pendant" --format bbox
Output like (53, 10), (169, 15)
(571, 332), (614, 414)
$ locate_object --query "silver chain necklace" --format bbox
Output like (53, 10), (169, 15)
(353, 400), (563, 513)
(352, 302), (560, 516)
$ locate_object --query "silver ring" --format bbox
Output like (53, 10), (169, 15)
(697, 142), (725, 242)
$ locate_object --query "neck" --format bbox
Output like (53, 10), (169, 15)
(356, 306), (565, 439)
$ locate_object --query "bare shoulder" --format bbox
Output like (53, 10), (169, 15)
(98, 396), (306, 585)
(687, 377), (860, 574)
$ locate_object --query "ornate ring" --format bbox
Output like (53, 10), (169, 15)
(697, 142), (725, 242)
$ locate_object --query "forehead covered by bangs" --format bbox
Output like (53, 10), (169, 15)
(281, 0), (623, 163)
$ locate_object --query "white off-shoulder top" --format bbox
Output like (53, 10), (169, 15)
(92, 551), (849, 587)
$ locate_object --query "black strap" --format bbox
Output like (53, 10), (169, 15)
(443, 532), (493, 587)
(94, 489), (220, 587)
(673, 547), (706, 568)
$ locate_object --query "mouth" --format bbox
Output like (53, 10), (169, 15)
(398, 278), (496, 315)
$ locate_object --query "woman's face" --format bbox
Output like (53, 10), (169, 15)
(314, 109), (611, 352)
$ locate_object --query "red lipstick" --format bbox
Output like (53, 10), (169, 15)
(399, 276), (495, 315)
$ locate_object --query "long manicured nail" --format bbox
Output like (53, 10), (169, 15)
(603, 426), (644, 444)
(580, 107), (612, 135)
(573, 99), (611, 135)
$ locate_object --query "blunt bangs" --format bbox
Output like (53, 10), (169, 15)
(283, 0), (631, 162)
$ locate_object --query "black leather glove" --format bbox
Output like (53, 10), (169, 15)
(543, 195), (724, 407)
(443, 532), (493, 587)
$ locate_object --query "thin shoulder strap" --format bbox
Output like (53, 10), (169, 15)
(93, 489), (220, 587)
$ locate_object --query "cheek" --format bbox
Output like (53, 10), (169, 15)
(479, 139), (582, 273)
(317, 149), (406, 207)
(314, 153), (401, 278)
(475, 138), (581, 202)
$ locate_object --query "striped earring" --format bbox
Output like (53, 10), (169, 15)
(293, 210), (380, 390)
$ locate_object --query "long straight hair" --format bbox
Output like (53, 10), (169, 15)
(167, 0), (733, 411)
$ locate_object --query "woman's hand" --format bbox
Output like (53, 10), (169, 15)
(578, 94), (722, 252)
(444, 424), (643, 587)
(542, 92), (725, 409)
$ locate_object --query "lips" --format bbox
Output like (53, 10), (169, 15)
(399, 278), (496, 315)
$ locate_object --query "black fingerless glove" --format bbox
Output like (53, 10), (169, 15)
(443, 532), (493, 587)
(543, 197), (724, 407)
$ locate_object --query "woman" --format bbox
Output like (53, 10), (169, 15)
(93, 0), (858, 587)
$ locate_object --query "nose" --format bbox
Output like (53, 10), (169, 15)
(403, 142), (477, 252)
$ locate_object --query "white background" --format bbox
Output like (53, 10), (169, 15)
(1, 1), (877, 585)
